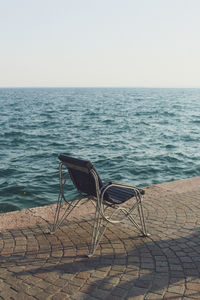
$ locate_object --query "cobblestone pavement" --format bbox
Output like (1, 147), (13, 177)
(0, 178), (200, 300)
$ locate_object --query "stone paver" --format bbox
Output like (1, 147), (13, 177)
(0, 177), (200, 299)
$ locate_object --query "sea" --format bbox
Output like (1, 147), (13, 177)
(0, 87), (200, 213)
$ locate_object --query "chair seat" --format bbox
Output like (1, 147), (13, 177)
(104, 184), (145, 205)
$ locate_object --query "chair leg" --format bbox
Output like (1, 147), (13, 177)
(128, 212), (146, 236)
(51, 193), (80, 233)
(88, 205), (109, 257)
(51, 191), (63, 232)
(51, 162), (81, 233)
(137, 200), (148, 236)
(127, 193), (148, 237)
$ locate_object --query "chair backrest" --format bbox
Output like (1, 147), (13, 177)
(58, 154), (103, 197)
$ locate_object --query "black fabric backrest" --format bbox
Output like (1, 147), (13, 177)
(58, 154), (103, 197)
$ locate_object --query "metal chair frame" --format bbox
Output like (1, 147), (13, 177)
(52, 161), (148, 257)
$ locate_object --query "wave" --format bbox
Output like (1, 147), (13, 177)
(0, 87), (200, 212)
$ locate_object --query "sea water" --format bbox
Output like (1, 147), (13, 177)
(0, 87), (200, 212)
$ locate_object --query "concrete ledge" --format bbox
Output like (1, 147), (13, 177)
(0, 176), (200, 233)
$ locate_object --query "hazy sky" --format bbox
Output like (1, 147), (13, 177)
(1, 0), (200, 87)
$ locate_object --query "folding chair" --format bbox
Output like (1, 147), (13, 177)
(51, 154), (148, 257)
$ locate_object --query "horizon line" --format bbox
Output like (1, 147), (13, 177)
(0, 86), (200, 89)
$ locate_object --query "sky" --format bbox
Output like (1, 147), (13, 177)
(0, 0), (200, 88)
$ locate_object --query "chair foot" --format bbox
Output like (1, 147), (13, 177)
(142, 232), (150, 237)
(49, 226), (57, 234)
(44, 231), (53, 235)
(87, 251), (94, 258)
(86, 254), (92, 258)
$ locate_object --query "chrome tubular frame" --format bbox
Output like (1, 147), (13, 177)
(51, 162), (82, 233)
(88, 169), (148, 257)
(52, 163), (148, 257)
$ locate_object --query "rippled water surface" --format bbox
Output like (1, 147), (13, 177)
(0, 87), (200, 212)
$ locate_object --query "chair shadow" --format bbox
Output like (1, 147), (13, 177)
(5, 223), (199, 299)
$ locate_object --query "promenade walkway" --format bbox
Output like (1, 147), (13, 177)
(0, 177), (200, 300)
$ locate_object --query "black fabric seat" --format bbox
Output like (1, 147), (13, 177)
(104, 185), (145, 205)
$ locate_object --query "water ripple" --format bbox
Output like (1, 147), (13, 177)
(0, 87), (200, 212)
